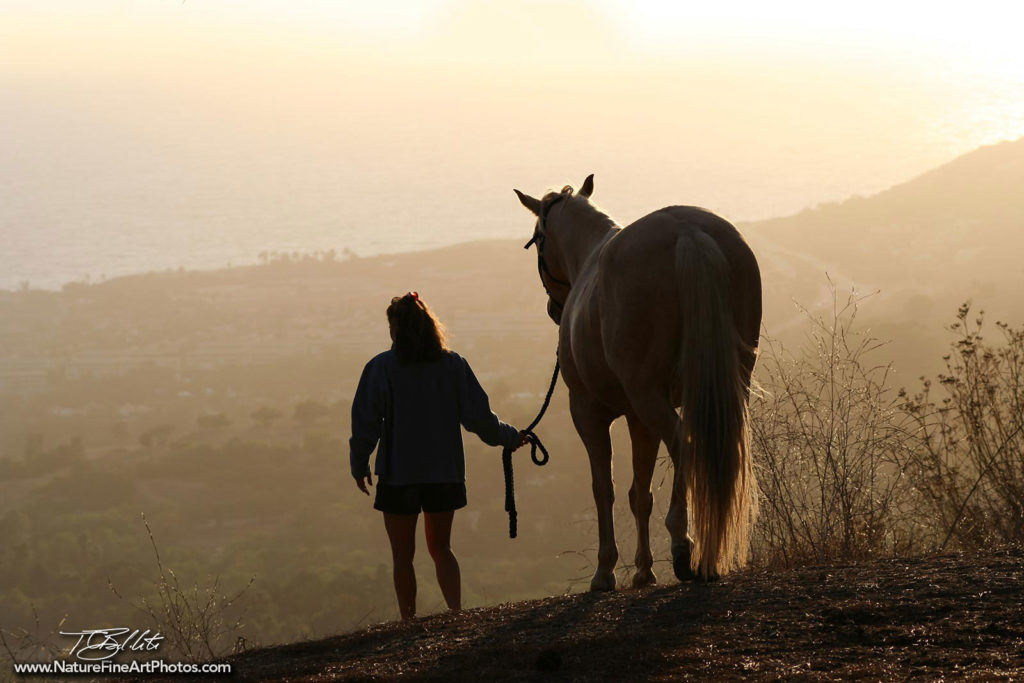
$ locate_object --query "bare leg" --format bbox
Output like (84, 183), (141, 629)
(626, 413), (658, 588)
(384, 512), (418, 620)
(570, 393), (618, 592)
(424, 510), (461, 612)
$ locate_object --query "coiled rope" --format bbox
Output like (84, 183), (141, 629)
(503, 355), (560, 538)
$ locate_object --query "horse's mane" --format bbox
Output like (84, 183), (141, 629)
(540, 185), (575, 209)
(540, 185), (617, 229)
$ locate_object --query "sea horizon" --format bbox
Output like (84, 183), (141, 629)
(4, 61), (1023, 292)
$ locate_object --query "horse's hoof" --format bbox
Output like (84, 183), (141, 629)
(631, 569), (657, 589)
(672, 542), (696, 582)
(589, 571), (617, 592)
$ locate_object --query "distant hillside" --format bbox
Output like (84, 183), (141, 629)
(4, 137), (1022, 382)
(221, 548), (1023, 681)
(744, 136), (1024, 373)
(753, 136), (1024, 257)
(0, 240), (552, 360)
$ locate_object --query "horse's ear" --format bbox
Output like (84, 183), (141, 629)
(579, 174), (595, 198)
(514, 189), (542, 216)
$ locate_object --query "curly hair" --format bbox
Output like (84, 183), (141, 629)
(387, 292), (449, 364)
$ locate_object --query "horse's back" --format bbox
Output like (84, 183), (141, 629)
(603, 206), (755, 279)
(592, 206), (761, 386)
(603, 205), (759, 323)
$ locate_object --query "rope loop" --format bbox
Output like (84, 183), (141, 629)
(527, 433), (549, 466)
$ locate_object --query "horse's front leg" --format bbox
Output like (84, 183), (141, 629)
(626, 413), (658, 588)
(570, 392), (618, 592)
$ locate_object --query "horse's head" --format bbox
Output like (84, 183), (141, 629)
(514, 174), (595, 324)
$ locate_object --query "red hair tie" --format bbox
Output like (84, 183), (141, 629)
(409, 291), (419, 302)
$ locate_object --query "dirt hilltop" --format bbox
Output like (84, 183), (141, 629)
(220, 547), (1022, 681)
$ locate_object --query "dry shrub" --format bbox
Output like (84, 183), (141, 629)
(901, 304), (1024, 550)
(749, 287), (921, 568)
(109, 514), (254, 663)
(0, 607), (65, 679)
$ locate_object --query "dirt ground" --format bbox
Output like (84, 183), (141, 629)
(226, 547), (1023, 681)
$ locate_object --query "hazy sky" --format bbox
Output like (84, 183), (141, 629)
(2, 1), (1023, 288)
(5, 1), (1024, 76)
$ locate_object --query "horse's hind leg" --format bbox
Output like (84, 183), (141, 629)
(665, 433), (696, 581)
(626, 413), (658, 588)
(626, 390), (696, 582)
(570, 392), (618, 592)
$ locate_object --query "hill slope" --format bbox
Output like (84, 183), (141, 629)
(224, 548), (1023, 681)
(3, 138), (1022, 378)
(745, 136), (1024, 370)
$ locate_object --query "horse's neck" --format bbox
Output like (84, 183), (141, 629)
(562, 214), (618, 281)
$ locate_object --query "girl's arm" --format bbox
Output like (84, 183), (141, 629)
(457, 357), (520, 450)
(349, 359), (385, 479)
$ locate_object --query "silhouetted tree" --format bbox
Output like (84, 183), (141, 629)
(293, 400), (330, 426)
(251, 406), (283, 427)
(140, 424), (174, 448)
(197, 413), (231, 430)
(24, 434), (43, 460)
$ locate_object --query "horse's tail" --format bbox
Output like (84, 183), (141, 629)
(674, 230), (757, 579)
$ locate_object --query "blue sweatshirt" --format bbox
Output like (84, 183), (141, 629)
(349, 350), (520, 485)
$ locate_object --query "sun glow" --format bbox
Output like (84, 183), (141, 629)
(604, 0), (1024, 81)
(4, 0), (1024, 83)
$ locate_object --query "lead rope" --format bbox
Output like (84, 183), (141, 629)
(503, 354), (560, 538)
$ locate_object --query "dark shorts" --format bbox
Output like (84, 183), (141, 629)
(374, 482), (467, 515)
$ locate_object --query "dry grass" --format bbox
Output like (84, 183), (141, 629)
(750, 287), (1024, 569)
(750, 286), (921, 567)
(107, 513), (255, 662)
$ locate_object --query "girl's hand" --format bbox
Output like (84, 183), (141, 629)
(355, 473), (373, 495)
(514, 431), (530, 450)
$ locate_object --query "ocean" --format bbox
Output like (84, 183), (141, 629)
(2, 67), (1022, 291)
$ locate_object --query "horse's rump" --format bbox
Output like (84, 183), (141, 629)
(596, 209), (759, 577)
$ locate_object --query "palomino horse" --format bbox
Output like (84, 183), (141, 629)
(515, 175), (761, 588)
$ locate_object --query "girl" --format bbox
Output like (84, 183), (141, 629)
(350, 292), (526, 620)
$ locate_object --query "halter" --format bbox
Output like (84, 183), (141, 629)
(523, 193), (571, 309)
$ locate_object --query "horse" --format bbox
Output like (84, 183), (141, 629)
(514, 175), (761, 588)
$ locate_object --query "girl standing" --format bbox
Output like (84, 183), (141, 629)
(350, 292), (526, 620)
